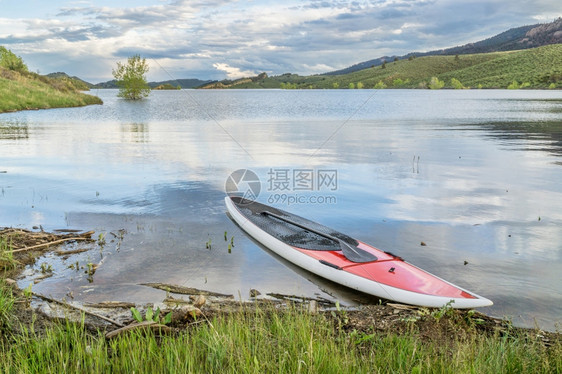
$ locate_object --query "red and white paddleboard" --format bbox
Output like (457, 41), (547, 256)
(225, 196), (492, 308)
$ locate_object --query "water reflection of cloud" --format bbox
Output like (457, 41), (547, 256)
(3, 90), (562, 332)
(30, 211), (45, 226)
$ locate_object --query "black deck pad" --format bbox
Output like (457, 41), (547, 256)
(231, 197), (358, 251)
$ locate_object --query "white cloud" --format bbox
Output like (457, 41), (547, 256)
(301, 63), (335, 73)
(1, 0), (561, 81)
(212, 63), (257, 79)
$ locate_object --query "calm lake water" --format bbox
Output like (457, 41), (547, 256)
(1, 89), (561, 330)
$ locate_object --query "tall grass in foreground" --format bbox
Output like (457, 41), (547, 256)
(1, 305), (560, 373)
(0, 238), (16, 331)
(0, 237), (16, 272)
(0, 281), (14, 331)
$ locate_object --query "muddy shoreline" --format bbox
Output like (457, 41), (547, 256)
(1, 227), (560, 345)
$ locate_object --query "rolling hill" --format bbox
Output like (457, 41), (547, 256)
(327, 17), (562, 75)
(200, 44), (562, 90)
(0, 67), (102, 113)
(91, 78), (212, 89)
(55, 19), (562, 91)
(46, 72), (92, 90)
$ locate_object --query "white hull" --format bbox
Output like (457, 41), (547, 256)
(226, 197), (492, 308)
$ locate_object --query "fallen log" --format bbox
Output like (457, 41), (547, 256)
(266, 292), (335, 306)
(32, 292), (124, 328)
(84, 301), (136, 309)
(141, 283), (233, 298)
(55, 248), (90, 256)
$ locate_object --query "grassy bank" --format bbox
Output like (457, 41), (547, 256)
(1, 230), (560, 373)
(205, 44), (562, 90)
(0, 67), (102, 113)
(0, 300), (560, 373)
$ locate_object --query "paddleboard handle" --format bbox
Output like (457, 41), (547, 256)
(384, 251), (404, 261)
(319, 260), (342, 270)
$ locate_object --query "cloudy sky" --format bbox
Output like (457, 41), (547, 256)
(1, 0), (560, 83)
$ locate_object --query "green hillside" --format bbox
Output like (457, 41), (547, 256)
(211, 44), (562, 89)
(0, 68), (103, 113)
(46, 72), (92, 90)
(0, 46), (102, 113)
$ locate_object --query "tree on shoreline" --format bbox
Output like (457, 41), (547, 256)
(112, 55), (150, 100)
(428, 76), (445, 89)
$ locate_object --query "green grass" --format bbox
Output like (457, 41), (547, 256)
(216, 44), (562, 90)
(0, 68), (102, 113)
(0, 302), (560, 373)
(0, 232), (560, 373)
(0, 237), (16, 271)
(0, 238), (16, 331)
(0, 281), (14, 331)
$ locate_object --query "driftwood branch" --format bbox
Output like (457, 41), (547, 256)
(8, 231), (95, 253)
(105, 321), (173, 339)
(32, 292), (124, 328)
(0, 228), (29, 235)
(85, 301), (136, 309)
(141, 282), (233, 298)
(55, 248), (90, 256)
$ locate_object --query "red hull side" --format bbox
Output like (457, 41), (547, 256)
(296, 241), (476, 299)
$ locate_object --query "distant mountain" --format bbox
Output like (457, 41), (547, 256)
(326, 17), (562, 75)
(209, 44), (562, 89)
(46, 72), (93, 90)
(91, 79), (118, 89)
(149, 78), (213, 89)
(91, 78), (212, 89)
